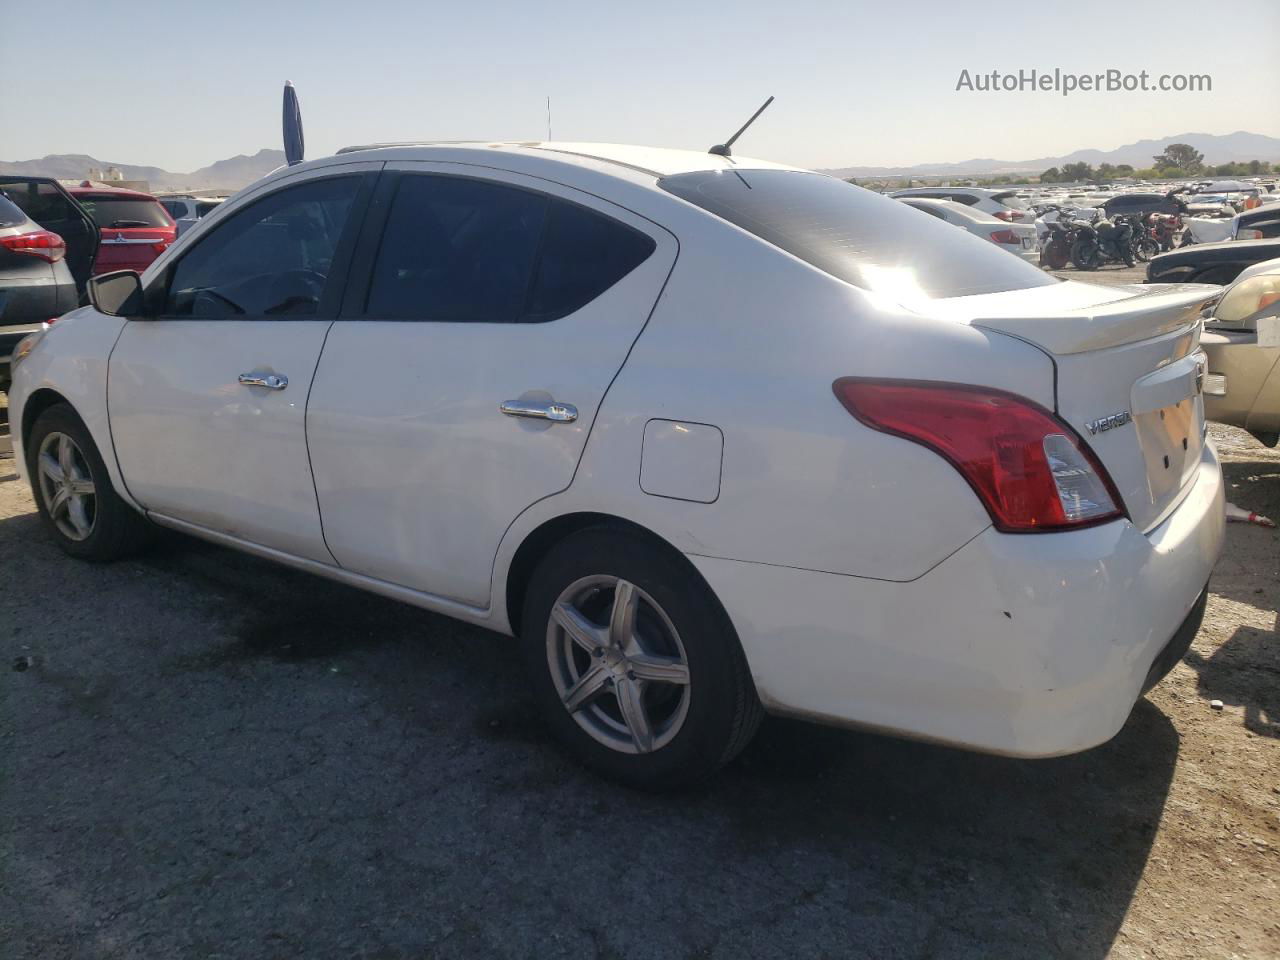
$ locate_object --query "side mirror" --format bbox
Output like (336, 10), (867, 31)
(88, 270), (144, 317)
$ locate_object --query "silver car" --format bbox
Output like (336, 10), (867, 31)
(1200, 258), (1280, 447)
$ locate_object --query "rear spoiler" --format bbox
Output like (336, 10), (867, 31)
(972, 284), (1219, 356)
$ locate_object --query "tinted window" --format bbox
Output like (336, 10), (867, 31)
(0, 194), (26, 228)
(165, 175), (360, 318)
(196, 201), (221, 217)
(904, 201), (947, 220)
(0, 180), (76, 226)
(161, 200), (187, 218)
(1240, 210), (1280, 238)
(76, 195), (173, 228)
(368, 176), (545, 322)
(524, 200), (655, 322)
(663, 170), (1055, 301)
(366, 175), (654, 323)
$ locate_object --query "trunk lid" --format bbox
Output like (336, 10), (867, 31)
(927, 280), (1220, 532)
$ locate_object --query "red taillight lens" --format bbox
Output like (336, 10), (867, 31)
(992, 210), (1014, 222)
(152, 240), (170, 254)
(1, 229), (66, 262)
(989, 229), (1019, 244)
(832, 379), (1125, 533)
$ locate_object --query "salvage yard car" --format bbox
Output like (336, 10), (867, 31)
(8, 143), (1224, 787)
(0, 185), (98, 393)
(1199, 259), (1280, 447)
(1148, 237), (1280, 285)
(897, 197), (1038, 263)
(69, 184), (176, 275)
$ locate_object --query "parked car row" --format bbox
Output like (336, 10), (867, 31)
(0, 179), (181, 389)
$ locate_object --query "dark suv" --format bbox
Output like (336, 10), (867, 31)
(1102, 193), (1187, 219)
(0, 178), (99, 392)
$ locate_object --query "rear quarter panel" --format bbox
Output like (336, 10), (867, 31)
(492, 209), (1059, 625)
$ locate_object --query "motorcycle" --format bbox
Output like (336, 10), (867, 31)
(1147, 212), (1183, 252)
(1071, 217), (1135, 269)
(1120, 214), (1160, 262)
(1039, 216), (1077, 269)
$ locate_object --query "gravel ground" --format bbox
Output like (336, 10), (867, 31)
(1, 386), (1277, 959)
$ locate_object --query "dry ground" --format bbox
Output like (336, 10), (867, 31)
(0, 374), (1277, 959)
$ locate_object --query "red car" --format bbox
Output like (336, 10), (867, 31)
(68, 184), (176, 275)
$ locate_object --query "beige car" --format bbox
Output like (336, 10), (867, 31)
(1200, 259), (1280, 447)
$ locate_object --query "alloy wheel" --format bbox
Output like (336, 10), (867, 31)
(545, 575), (691, 755)
(36, 432), (97, 541)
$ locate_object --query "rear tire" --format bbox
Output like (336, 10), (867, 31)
(521, 526), (762, 789)
(25, 404), (153, 561)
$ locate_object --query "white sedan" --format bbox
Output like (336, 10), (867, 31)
(8, 143), (1224, 788)
(898, 196), (1039, 263)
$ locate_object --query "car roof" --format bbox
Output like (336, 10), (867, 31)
(899, 197), (998, 221)
(67, 184), (160, 200)
(328, 141), (799, 179)
(891, 186), (991, 197)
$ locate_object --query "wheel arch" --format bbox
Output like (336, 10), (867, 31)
(21, 387), (74, 449)
(502, 511), (727, 640)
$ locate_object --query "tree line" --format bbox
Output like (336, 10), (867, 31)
(1039, 144), (1274, 183)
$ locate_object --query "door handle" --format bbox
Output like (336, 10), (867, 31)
(500, 399), (578, 423)
(239, 372), (289, 390)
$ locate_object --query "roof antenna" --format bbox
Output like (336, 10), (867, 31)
(709, 96), (774, 157)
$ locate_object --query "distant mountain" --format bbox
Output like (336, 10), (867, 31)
(0, 149), (286, 192)
(821, 131), (1280, 179)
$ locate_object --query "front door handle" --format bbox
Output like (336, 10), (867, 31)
(500, 399), (578, 423)
(239, 372), (289, 390)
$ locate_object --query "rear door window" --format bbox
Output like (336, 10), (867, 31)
(0, 180), (78, 227)
(163, 175), (361, 318)
(662, 170), (1055, 300)
(364, 174), (655, 323)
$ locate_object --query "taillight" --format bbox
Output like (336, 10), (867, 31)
(1, 229), (66, 262)
(992, 210), (1014, 222)
(832, 379), (1125, 533)
(1235, 228), (1263, 241)
(152, 240), (171, 254)
(989, 229), (1019, 244)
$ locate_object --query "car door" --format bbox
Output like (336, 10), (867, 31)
(0, 177), (99, 291)
(107, 164), (377, 562)
(306, 164), (677, 607)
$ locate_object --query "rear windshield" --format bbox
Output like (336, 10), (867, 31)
(0, 195), (26, 228)
(990, 191), (1030, 211)
(76, 195), (172, 229)
(660, 170), (1055, 301)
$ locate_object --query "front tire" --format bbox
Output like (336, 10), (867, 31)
(25, 404), (153, 560)
(521, 526), (762, 788)
(1071, 239), (1100, 270)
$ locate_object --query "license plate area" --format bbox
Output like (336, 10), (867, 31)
(1134, 396), (1202, 502)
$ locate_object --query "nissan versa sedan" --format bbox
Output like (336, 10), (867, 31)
(8, 143), (1224, 787)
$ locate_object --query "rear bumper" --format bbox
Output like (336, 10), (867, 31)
(691, 443), (1224, 758)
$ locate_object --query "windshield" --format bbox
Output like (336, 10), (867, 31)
(660, 170), (1055, 301)
(76, 195), (173, 229)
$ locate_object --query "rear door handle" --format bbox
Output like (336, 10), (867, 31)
(239, 372), (289, 390)
(500, 399), (578, 423)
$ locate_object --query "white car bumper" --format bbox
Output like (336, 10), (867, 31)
(691, 442), (1224, 758)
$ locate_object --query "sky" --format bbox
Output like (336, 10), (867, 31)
(2, 0), (1277, 172)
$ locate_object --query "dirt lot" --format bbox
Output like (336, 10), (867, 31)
(1, 377), (1278, 958)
